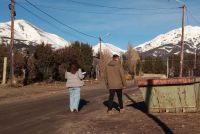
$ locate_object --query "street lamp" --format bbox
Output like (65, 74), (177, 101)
(98, 33), (111, 78)
(175, 0), (186, 4)
(99, 33), (111, 59)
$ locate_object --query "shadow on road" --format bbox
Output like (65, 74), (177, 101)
(124, 93), (174, 134)
(79, 99), (90, 111)
(103, 100), (120, 111)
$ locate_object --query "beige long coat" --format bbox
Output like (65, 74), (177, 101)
(104, 60), (127, 89)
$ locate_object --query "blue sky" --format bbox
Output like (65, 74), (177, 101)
(1, 0), (200, 49)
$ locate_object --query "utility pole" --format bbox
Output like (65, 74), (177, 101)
(167, 57), (169, 78)
(194, 48), (197, 76)
(98, 33), (111, 78)
(9, 0), (16, 85)
(99, 37), (102, 61)
(179, 4), (186, 77)
(98, 36), (102, 78)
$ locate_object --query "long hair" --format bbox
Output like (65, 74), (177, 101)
(68, 62), (79, 74)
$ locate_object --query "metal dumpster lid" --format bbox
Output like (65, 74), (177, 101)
(136, 77), (197, 87)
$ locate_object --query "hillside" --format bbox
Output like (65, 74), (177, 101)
(0, 19), (70, 49)
(136, 26), (200, 57)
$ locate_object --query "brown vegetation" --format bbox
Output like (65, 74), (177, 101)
(0, 41), (93, 85)
(123, 43), (140, 77)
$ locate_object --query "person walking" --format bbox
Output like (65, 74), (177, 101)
(104, 54), (127, 113)
(65, 62), (85, 112)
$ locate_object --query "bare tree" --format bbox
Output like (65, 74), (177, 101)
(124, 43), (140, 76)
(98, 50), (112, 79)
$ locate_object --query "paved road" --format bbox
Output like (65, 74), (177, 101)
(0, 84), (140, 134)
(1, 84), (179, 134)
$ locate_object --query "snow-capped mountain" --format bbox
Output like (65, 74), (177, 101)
(0, 19), (70, 49)
(136, 26), (200, 57)
(93, 43), (126, 56)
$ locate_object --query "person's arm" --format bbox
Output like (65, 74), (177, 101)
(119, 66), (127, 88)
(65, 71), (68, 79)
(78, 68), (85, 79)
(104, 66), (109, 89)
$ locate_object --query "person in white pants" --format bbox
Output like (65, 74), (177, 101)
(65, 62), (85, 112)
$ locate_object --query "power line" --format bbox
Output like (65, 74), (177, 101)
(16, 3), (59, 29)
(24, 0), (98, 39)
(15, 2), (82, 39)
(67, 0), (179, 10)
(186, 8), (190, 25)
(17, 2), (180, 16)
(187, 8), (200, 25)
(25, 4), (180, 15)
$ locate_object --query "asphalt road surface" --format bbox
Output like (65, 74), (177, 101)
(0, 86), (106, 134)
(1, 83), (199, 134)
(0, 84), (141, 134)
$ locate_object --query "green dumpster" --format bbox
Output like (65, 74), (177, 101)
(137, 77), (200, 113)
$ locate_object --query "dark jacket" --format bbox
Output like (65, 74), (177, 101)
(104, 60), (127, 89)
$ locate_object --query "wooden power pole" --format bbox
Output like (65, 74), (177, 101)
(179, 5), (186, 77)
(193, 48), (197, 76)
(99, 37), (102, 61)
(167, 57), (169, 78)
(9, 0), (15, 85)
(99, 37), (102, 78)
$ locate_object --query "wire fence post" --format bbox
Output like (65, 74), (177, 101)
(99, 37), (102, 78)
(167, 57), (169, 78)
(2, 57), (7, 85)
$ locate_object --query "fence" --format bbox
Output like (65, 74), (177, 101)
(0, 57), (8, 84)
(1, 56), (200, 84)
(139, 58), (200, 77)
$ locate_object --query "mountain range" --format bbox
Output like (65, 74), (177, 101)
(136, 25), (200, 57)
(0, 20), (70, 49)
(1, 19), (200, 57)
(0, 20), (125, 55)
(93, 43), (126, 56)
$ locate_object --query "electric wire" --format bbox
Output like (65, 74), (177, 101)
(187, 8), (200, 25)
(15, 2), (84, 40)
(17, 2), (180, 16)
(24, 0), (98, 39)
(186, 8), (190, 25)
(67, 0), (179, 10)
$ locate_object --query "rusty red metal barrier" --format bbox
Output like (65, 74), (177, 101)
(136, 77), (196, 87)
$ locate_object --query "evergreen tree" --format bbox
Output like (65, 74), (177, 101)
(33, 43), (54, 80)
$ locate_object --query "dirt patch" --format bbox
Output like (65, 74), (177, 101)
(0, 83), (64, 104)
(0, 80), (101, 105)
(57, 89), (200, 134)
